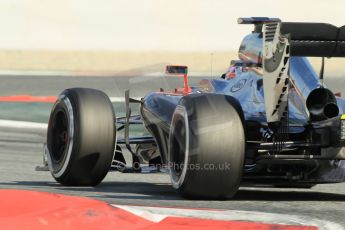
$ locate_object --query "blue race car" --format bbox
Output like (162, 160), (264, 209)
(42, 17), (345, 199)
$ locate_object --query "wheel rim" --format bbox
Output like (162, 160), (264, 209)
(169, 105), (189, 189)
(171, 120), (186, 177)
(51, 110), (69, 163)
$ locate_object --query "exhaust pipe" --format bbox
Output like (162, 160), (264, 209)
(306, 88), (339, 121)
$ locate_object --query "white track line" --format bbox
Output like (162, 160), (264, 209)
(0, 120), (47, 129)
(0, 98), (133, 129)
(113, 205), (343, 230)
(109, 97), (141, 102)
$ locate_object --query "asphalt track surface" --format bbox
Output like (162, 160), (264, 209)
(0, 74), (199, 97)
(1, 75), (345, 227)
(1, 74), (344, 97)
(1, 127), (345, 227)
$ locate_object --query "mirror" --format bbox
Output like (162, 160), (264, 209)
(165, 65), (188, 75)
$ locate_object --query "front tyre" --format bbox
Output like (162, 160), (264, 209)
(47, 88), (115, 186)
(168, 94), (245, 199)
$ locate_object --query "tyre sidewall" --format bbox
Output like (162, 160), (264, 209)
(47, 93), (77, 179)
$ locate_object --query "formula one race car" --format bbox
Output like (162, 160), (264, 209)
(39, 17), (345, 199)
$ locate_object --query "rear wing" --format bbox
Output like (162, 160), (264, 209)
(239, 17), (345, 58)
(282, 22), (345, 57)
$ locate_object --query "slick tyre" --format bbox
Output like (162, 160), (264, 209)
(168, 94), (245, 199)
(47, 88), (115, 186)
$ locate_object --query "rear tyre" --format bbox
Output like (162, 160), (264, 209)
(47, 88), (115, 186)
(168, 94), (245, 199)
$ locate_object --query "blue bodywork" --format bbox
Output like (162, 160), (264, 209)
(142, 56), (344, 134)
(139, 31), (345, 184)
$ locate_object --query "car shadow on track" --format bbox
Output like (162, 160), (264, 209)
(60, 181), (181, 200)
(1, 181), (345, 202)
(234, 189), (345, 201)
(0, 181), (181, 201)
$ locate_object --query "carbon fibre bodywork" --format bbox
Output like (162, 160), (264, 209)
(140, 22), (345, 185)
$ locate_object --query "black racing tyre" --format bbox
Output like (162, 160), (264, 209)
(168, 93), (245, 199)
(47, 88), (115, 186)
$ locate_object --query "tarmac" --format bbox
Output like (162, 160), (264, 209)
(0, 74), (345, 228)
